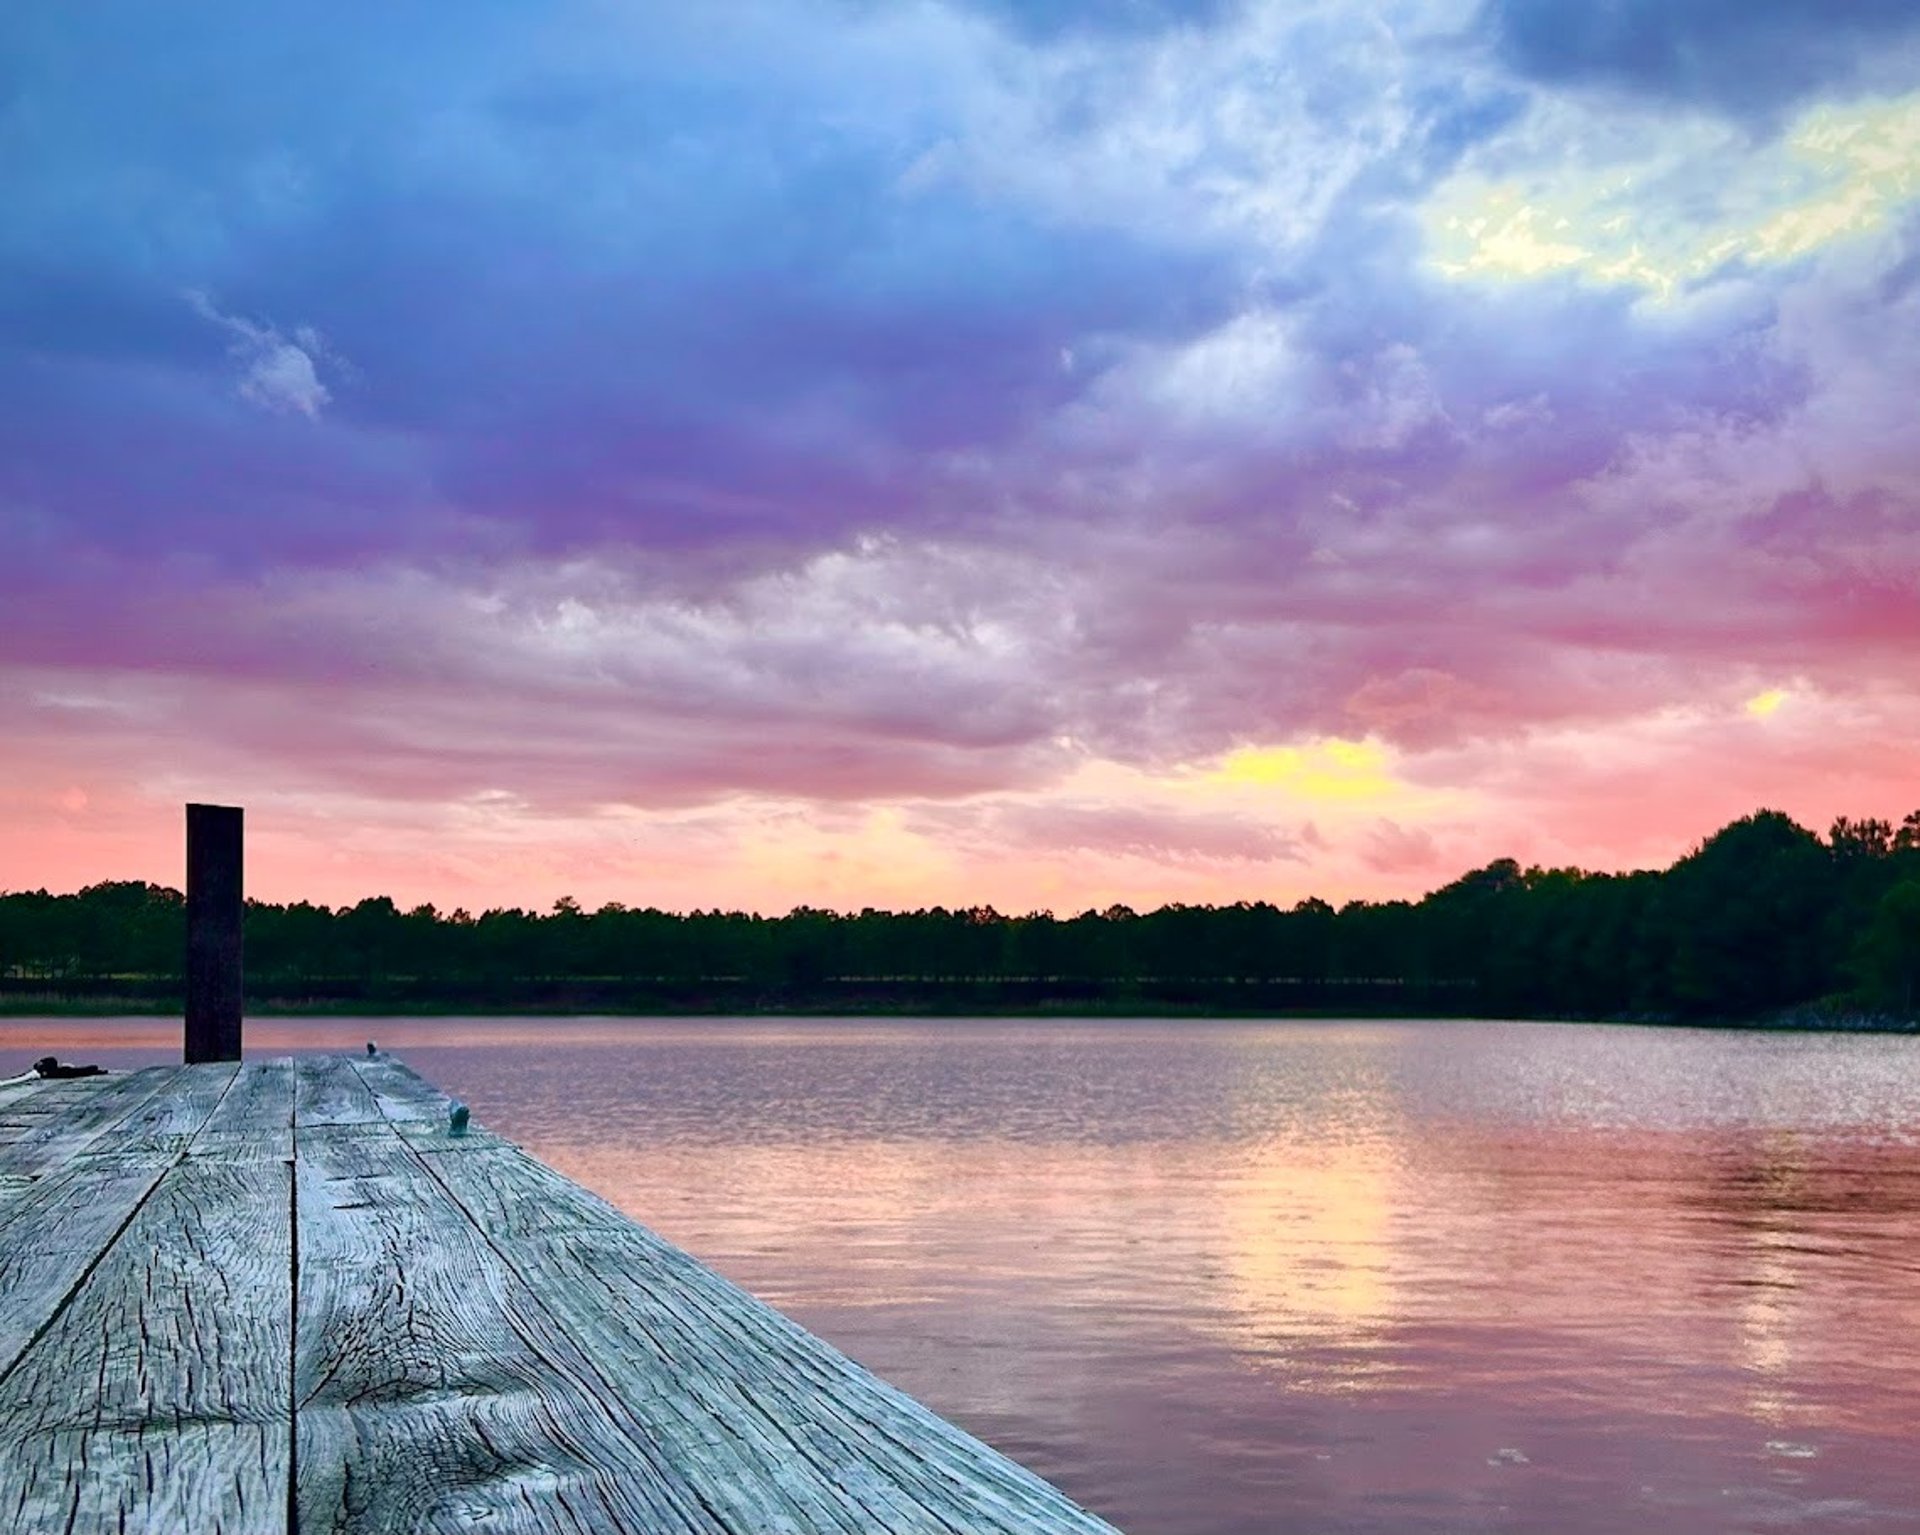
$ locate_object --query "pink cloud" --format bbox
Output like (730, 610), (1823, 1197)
(918, 801), (1307, 866)
(1362, 819), (1444, 876)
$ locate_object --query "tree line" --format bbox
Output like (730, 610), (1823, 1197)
(3, 807), (1917, 1019)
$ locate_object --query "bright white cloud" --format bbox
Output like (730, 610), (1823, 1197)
(1422, 90), (1920, 296)
(189, 292), (337, 417)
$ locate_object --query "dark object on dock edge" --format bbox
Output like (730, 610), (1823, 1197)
(32, 1055), (105, 1079)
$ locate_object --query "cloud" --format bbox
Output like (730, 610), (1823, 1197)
(924, 800), (1305, 865)
(1363, 818), (1442, 874)
(1481, 393), (1552, 430)
(4, 0), (1919, 912)
(3, 538), (1091, 810)
(189, 293), (337, 418)
(1481, 0), (1920, 122)
(888, 0), (1437, 254)
(1396, 685), (1920, 873)
(1420, 91), (1920, 296)
(948, 0), (1246, 45)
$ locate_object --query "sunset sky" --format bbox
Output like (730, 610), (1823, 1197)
(5, 0), (1918, 914)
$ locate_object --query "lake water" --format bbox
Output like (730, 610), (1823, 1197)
(9, 1016), (1920, 1534)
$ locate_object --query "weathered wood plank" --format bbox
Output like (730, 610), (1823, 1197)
(0, 1071), (146, 1145)
(422, 1145), (1122, 1534)
(190, 1057), (297, 1162)
(0, 1102), (55, 1146)
(72, 1061), (238, 1159)
(0, 1075), (59, 1112)
(393, 1120), (516, 1158)
(293, 1054), (383, 1126)
(351, 1054), (456, 1122)
(388, 1110), (515, 1157)
(352, 1057), (517, 1153)
(294, 1122), (722, 1535)
(0, 1067), (178, 1176)
(0, 1077), (112, 1216)
(412, 1145), (893, 1535)
(0, 1153), (177, 1380)
(466, 1182), (878, 1535)
(0, 1156), (291, 1535)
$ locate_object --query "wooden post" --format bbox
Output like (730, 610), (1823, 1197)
(185, 803), (244, 1063)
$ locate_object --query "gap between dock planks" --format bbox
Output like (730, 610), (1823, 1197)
(0, 1056), (1124, 1535)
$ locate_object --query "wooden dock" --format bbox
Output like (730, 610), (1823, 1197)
(0, 1054), (1123, 1534)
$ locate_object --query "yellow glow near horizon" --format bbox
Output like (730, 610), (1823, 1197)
(1746, 688), (1790, 718)
(1424, 91), (1920, 295)
(1209, 737), (1400, 801)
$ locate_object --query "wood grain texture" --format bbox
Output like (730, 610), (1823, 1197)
(392, 1117), (516, 1157)
(422, 1144), (1123, 1534)
(352, 1057), (516, 1155)
(83, 1060), (238, 1158)
(0, 1071), (175, 1133)
(0, 1071), (137, 1115)
(352, 1055), (456, 1122)
(191, 1057), (296, 1162)
(0, 1076), (93, 1217)
(294, 1121), (723, 1535)
(293, 1054), (383, 1127)
(0, 1152), (176, 1380)
(0, 1155), (291, 1534)
(0, 1075), (58, 1113)
(0, 1067), (176, 1173)
(0, 1097), (67, 1159)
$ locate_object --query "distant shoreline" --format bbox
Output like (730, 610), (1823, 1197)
(2, 994), (1913, 1032)
(11, 810), (1917, 1030)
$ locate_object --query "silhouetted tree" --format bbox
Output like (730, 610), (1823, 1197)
(1851, 880), (1920, 1012)
(1663, 811), (1834, 1016)
(7, 806), (1918, 1020)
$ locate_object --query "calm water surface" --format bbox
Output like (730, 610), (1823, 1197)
(11, 1017), (1920, 1534)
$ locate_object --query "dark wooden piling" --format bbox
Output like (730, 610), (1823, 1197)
(185, 803), (244, 1064)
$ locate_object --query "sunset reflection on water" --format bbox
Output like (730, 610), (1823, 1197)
(10, 1017), (1919, 1534)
